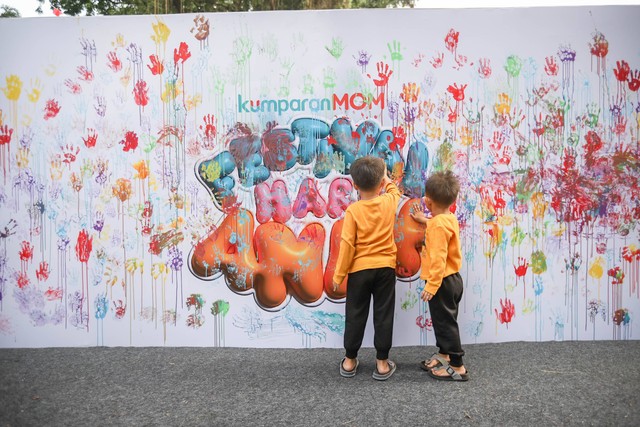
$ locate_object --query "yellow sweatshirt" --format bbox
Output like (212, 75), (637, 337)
(420, 212), (462, 295)
(332, 182), (401, 284)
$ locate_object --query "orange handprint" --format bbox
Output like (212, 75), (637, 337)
(400, 82), (420, 103)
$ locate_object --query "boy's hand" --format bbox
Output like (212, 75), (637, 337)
(410, 209), (428, 224)
(421, 289), (433, 301)
(332, 282), (340, 292)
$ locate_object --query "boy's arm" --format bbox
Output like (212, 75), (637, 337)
(332, 210), (356, 287)
(382, 177), (401, 202)
(420, 224), (450, 296)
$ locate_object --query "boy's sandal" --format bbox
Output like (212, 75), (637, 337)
(339, 357), (359, 378)
(372, 360), (396, 381)
(419, 353), (448, 372)
(427, 364), (469, 382)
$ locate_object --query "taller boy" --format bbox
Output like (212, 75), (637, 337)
(332, 156), (401, 381)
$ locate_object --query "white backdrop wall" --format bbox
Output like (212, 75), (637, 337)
(0, 6), (638, 348)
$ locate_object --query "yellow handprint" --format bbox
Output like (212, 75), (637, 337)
(28, 78), (42, 103)
(494, 92), (511, 116)
(459, 126), (473, 147)
(16, 148), (30, 169)
(151, 19), (171, 47)
(2, 75), (23, 101)
(50, 157), (64, 181)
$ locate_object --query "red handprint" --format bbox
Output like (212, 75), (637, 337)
(494, 188), (507, 214)
(447, 106), (457, 123)
(120, 131), (138, 152)
(19, 241), (34, 263)
(36, 261), (50, 281)
(83, 129), (98, 148)
(446, 83), (467, 101)
(17, 271), (30, 289)
(64, 79), (82, 94)
(77, 66), (94, 82)
(544, 56), (558, 76)
(498, 146), (512, 166)
(200, 114), (217, 140)
(589, 32), (608, 58)
(58, 144), (79, 166)
(174, 41), (191, 65)
(416, 315), (433, 331)
(495, 298), (515, 326)
(0, 125), (13, 146)
(444, 28), (459, 53)
(389, 126), (406, 152)
(430, 52), (444, 69)
(133, 80), (149, 107)
(627, 70), (640, 92)
(107, 51), (122, 72)
(514, 257), (529, 277)
(613, 60), (630, 82)
(75, 229), (93, 263)
(44, 99), (61, 120)
(477, 58), (491, 78)
(490, 131), (505, 151)
(148, 54), (164, 75)
(368, 62), (393, 87)
(44, 287), (63, 301)
(608, 266), (625, 285)
(114, 300), (126, 319)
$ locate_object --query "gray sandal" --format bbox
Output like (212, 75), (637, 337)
(372, 360), (396, 381)
(419, 353), (449, 372)
(427, 363), (469, 381)
(339, 358), (359, 378)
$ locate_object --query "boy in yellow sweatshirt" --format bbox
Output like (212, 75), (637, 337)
(332, 156), (401, 380)
(410, 170), (468, 381)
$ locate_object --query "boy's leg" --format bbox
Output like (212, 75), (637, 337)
(428, 273), (464, 366)
(344, 269), (373, 359)
(371, 267), (396, 361)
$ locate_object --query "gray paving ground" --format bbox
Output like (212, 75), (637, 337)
(1, 341), (639, 426)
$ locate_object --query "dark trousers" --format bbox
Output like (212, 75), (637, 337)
(428, 272), (465, 367)
(344, 267), (396, 360)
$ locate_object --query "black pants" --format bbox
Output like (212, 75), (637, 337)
(344, 267), (396, 360)
(428, 272), (465, 367)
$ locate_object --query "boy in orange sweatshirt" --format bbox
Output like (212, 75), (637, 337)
(410, 170), (468, 381)
(332, 156), (401, 380)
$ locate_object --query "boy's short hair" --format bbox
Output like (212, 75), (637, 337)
(350, 156), (386, 191)
(424, 170), (460, 207)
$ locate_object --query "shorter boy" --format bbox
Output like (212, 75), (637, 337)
(333, 156), (401, 381)
(410, 170), (468, 381)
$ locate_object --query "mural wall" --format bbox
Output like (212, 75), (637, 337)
(0, 6), (638, 348)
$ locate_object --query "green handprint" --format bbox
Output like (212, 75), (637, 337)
(323, 68), (337, 91)
(510, 226), (526, 246)
(387, 40), (403, 61)
(232, 36), (253, 66)
(586, 103), (600, 128)
(504, 55), (523, 78)
(201, 160), (221, 182)
(325, 37), (344, 60)
(344, 69), (361, 91)
(302, 74), (314, 95)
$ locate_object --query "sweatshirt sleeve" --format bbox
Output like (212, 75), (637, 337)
(384, 181), (401, 204)
(420, 223), (450, 295)
(332, 210), (356, 285)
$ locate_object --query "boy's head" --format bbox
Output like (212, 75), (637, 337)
(350, 156), (386, 192)
(424, 170), (460, 208)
